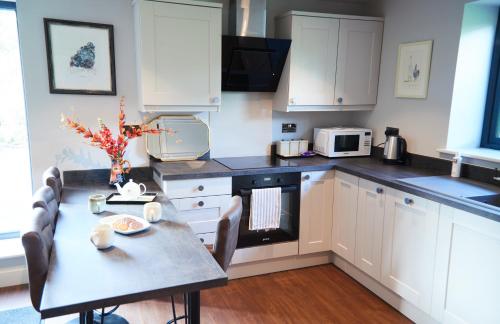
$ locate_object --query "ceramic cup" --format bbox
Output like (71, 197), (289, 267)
(88, 194), (106, 214)
(90, 223), (114, 249)
(143, 202), (162, 223)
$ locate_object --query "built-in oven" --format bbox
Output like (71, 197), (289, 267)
(232, 172), (300, 248)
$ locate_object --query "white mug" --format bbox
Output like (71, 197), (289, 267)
(143, 202), (162, 223)
(90, 224), (114, 249)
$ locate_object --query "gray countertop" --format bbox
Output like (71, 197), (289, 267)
(151, 155), (500, 222)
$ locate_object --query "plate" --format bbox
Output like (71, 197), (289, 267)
(100, 214), (151, 235)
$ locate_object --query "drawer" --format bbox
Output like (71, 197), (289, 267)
(196, 232), (216, 245)
(176, 208), (221, 223)
(189, 220), (218, 234)
(162, 177), (231, 199)
(170, 195), (231, 212)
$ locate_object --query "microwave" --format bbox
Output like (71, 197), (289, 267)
(313, 127), (372, 158)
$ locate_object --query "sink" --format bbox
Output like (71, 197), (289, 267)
(466, 194), (500, 208)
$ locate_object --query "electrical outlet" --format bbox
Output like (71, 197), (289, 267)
(282, 123), (297, 133)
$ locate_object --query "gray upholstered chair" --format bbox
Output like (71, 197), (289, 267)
(32, 186), (58, 232)
(42, 167), (63, 204)
(22, 207), (54, 316)
(168, 196), (243, 324)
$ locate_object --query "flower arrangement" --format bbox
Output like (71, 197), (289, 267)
(61, 97), (162, 185)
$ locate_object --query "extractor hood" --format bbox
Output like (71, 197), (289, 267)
(221, 0), (291, 92)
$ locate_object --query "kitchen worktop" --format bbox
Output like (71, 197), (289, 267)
(151, 155), (500, 222)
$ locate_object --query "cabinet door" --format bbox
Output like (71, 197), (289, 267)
(432, 206), (500, 324)
(381, 188), (439, 313)
(332, 171), (359, 263)
(299, 171), (334, 254)
(139, 1), (221, 107)
(334, 19), (383, 106)
(354, 179), (385, 281)
(288, 16), (339, 106)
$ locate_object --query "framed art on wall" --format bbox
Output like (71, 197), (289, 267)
(395, 40), (433, 99)
(44, 18), (116, 95)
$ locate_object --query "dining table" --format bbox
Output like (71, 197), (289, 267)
(39, 181), (228, 324)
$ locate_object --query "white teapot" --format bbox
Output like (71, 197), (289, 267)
(115, 179), (146, 200)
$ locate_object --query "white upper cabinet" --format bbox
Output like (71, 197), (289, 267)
(287, 16), (339, 106)
(299, 171), (334, 255)
(335, 20), (383, 106)
(274, 11), (383, 112)
(354, 179), (385, 281)
(432, 206), (500, 324)
(134, 0), (222, 112)
(381, 188), (440, 314)
(332, 171), (359, 263)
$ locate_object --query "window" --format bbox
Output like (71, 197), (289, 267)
(482, 11), (500, 149)
(0, 1), (31, 239)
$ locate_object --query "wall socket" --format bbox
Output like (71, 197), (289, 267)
(282, 123), (297, 133)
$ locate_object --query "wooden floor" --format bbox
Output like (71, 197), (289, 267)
(0, 265), (411, 324)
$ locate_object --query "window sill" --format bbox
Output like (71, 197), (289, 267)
(0, 238), (25, 261)
(437, 147), (500, 168)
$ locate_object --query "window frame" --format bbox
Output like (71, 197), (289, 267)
(0, 1), (15, 10)
(481, 11), (500, 150)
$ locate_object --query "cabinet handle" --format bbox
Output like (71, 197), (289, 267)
(200, 237), (205, 243)
(198, 201), (205, 207)
(198, 185), (204, 191)
(337, 97), (343, 104)
(289, 98), (295, 105)
(304, 175), (310, 181)
(376, 187), (384, 194)
(404, 197), (414, 205)
(211, 97), (220, 104)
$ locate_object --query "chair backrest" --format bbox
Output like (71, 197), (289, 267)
(22, 207), (54, 312)
(212, 196), (242, 272)
(42, 167), (62, 204)
(32, 186), (58, 231)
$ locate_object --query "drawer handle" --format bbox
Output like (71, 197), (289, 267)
(198, 201), (205, 207)
(200, 238), (205, 243)
(376, 187), (384, 194)
(404, 198), (414, 205)
(198, 185), (204, 191)
(304, 175), (310, 181)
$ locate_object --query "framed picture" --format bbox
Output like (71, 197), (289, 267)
(44, 18), (116, 95)
(395, 40), (433, 99)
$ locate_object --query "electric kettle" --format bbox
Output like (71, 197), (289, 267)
(383, 127), (407, 164)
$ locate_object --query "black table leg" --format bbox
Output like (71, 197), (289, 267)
(187, 291), (200, 324)
(85, 310), (94, 323)
(79, 312), (85, 324)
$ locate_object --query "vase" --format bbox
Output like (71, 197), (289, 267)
(109, 159), (131, 186)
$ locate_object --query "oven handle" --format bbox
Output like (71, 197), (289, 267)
(239, 185), (299, 196)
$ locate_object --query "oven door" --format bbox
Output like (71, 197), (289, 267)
(237, 185), (300, 248)
(334, 133), (361, 153)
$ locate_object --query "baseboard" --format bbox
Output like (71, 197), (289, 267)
(332, 255), (438, 324)
(228, 251), (331, 279)
(0, 265), (28, 288)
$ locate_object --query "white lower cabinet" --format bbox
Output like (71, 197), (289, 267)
(354, 179), (385, 281)
(381, 188), (440, 314)
(299, 171), (334, 254)
(332, 171), (359, 263)
(432, 205), (500, 324)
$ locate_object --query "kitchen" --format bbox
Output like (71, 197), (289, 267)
(0, 0), (499, 323)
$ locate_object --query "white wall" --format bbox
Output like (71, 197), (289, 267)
(447, 2), (498, 149)
(17, 0), (379, 182)
(357, 0), (468, 157)
(17, 0), (146, 186)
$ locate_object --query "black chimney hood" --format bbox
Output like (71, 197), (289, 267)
(221, 35), (291, 92)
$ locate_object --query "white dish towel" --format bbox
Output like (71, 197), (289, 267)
(249, 187), (282, 230)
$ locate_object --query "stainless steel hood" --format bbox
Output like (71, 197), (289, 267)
(229, 0), (267, 37)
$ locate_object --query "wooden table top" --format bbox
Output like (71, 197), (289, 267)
(39, 183), (228, 319)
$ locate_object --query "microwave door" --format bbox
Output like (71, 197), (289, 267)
(334, 134), (360, 152)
